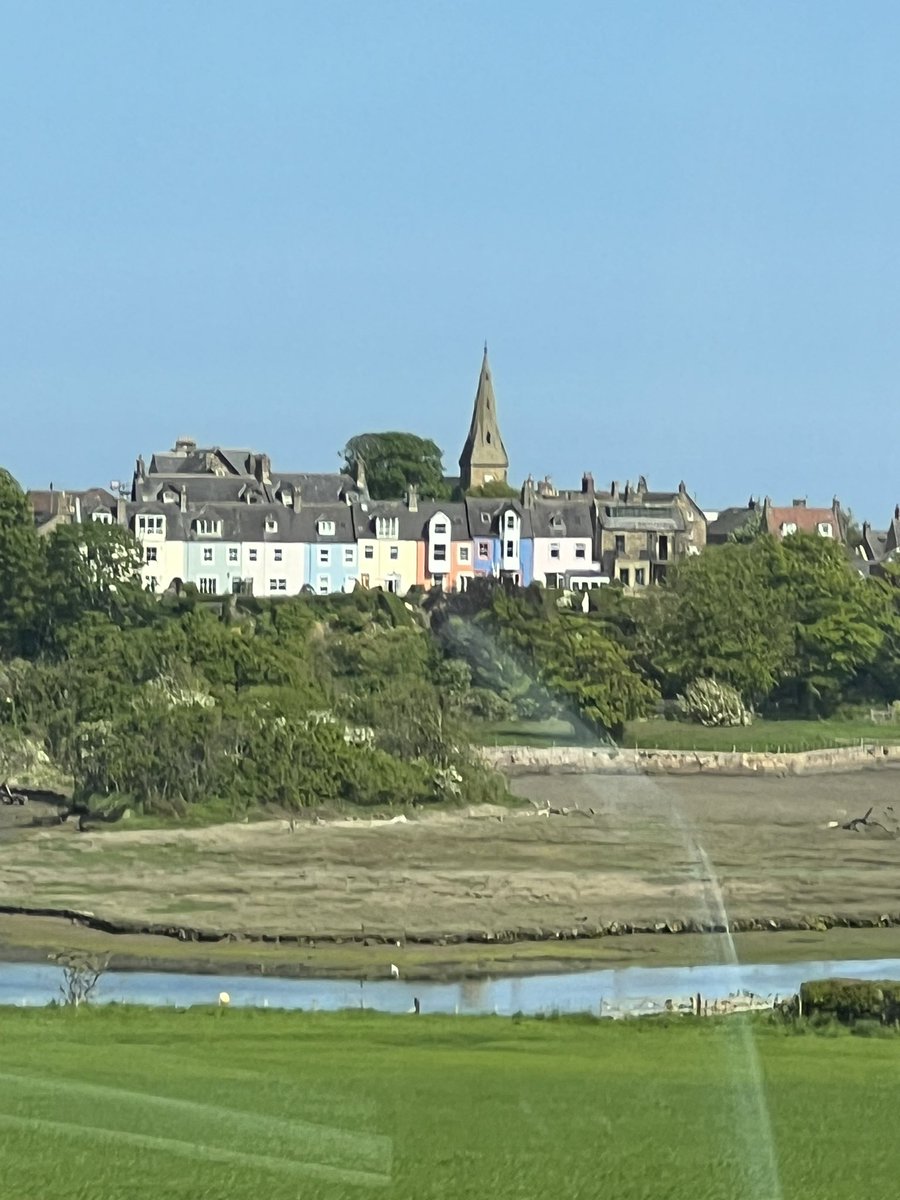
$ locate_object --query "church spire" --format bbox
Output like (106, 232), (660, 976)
(458, 345), (509, 491)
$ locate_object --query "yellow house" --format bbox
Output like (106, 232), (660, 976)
(351, 498), (420, 593)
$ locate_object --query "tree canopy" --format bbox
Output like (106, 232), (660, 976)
(342, 432), (450, 500)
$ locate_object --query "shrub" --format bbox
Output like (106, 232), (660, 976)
(676, 678), (752, 727)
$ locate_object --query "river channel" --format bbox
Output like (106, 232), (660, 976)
(3, 956), (899, 1016)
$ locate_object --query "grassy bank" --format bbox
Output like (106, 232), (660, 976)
(477, 714), (900, 753)
(4, 914), (900, 980)
(1, 1005), (899, 1198)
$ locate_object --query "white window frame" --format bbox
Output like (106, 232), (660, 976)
(317, 520), (335, 537)
(145, 546), (157, 562)
(195, 518), (222, 537)
(137, 515), (165, 537)
(202, 547), (213, 562)
(198, 577), (217, 595)
(249, 548), (258, 562)
(316, 574), (329, 595)
(91, 511), (113, 524)
(458, 545), (470, 563)
(228, 547), (238, 562)
(343, 546), (354, 564)
(318, 546), (330, 565)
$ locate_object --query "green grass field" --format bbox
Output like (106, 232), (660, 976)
(1, 1006), (899, 1199)
(478, 714), (900, 752)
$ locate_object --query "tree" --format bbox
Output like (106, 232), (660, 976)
(342, 432), (450, 500)
(0, 469), (42, 656)
(464, 480), (518, 499)
(639, 539), (792, 704)
(39, 522), (149, 645)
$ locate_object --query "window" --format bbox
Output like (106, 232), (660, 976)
(228, 548), (238, 563)
(317, 520), (335, 537)
(386, 577), (400, 594)
(619, 568), (630, 586)
(817, 522), (833, 537)
(202, 547), (213, 562)
(162, 491), (178, 504)
(505, 512), (516, 530)
(265, 516), (278, 533)
(91, 511), (113, 524)
(146, 577), (158, 592)
(458, 546), (470, 563)
(635, 568), (646, 586)
(317, 575), (329, 595)
(575, 543), (586, 559)
(318, 547), (330, 565)
(505, 540), (515, 557)
(269, 578), (287, 592)
(343, 547), (354, 564)
(137, 515), (164, 536)
(550, 542), (560, 559)
(433, 521), (448, 535)
(249, 548), (258, 562)
(546, 573), (560, 588)
(615, 535), (625, 554)
(376, 516), (399, 539)
(433, 544), (447, 562)
(781, 522), (797, 536)
(195, 519), (222, 537)
(145, 547), (157, 562)
(364, 544), (374, 560)
(274, 548), (283, 562)
(198, 577), (217, 595)
(478, 541), (489, 558)
(389, 545), (399, 560)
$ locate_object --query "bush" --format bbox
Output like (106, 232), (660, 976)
(676, 678), (752, 727)
(800, 978), (900, 1025)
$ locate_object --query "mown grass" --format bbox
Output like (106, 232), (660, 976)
(1, 1005), (899, 1198)
(621, 716), (900, 752)
(477, 714), (900, 752)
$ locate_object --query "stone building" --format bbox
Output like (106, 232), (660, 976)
(594, 477), (706, 587)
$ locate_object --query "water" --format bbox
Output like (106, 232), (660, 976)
(4, 956), (900, 1015)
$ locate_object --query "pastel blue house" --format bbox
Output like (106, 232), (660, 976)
(465, 500), (534, 586)
(301, 506), (359, 594)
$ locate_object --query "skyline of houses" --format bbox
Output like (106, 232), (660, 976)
(24, 349), (900, 597)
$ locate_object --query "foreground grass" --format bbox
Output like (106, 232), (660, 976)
(0, 1006), (898, 1199)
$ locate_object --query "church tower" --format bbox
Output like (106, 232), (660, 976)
(458, 344), (509, 491)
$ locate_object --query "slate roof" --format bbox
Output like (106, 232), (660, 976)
(464, 498), (534, 538)
(529, 498), (595, 539)
(707, 506), (758, 543)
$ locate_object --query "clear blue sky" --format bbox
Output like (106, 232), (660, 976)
(2, 1), (899, 520)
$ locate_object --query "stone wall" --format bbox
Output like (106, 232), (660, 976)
(482, 742), (900, 777)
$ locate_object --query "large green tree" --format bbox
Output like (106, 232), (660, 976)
(0, 470), (42, 656)
(342, 432), (450, 500)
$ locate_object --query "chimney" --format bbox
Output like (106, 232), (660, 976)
(355, 455), (368, 496)
(255, 454), (272, 485)
(522, 475), (535, 508)
(179, 487), (187, 513)
(895, 504), (899, 521)
(293, 489), (302, 513)
(678, 480), (687, 495)
(581, 471), (594, 496)
(73, 495), (82, 524)
(637, 475), (647, 495)
(792, 497), (806, 507)
(407, 484), (418, 512)
(136, 455), (146, 480)
(116, 496), (126, 524)
(610, 481), (618, 499)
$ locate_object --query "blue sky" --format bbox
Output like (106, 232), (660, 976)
(2, 2), (899, 520)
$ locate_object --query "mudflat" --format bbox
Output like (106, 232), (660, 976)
(1, 770), (899, 978)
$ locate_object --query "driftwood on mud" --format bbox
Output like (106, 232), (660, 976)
(841, 805), (898, 836)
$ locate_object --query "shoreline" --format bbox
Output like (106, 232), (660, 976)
(5, 913), (900, 981)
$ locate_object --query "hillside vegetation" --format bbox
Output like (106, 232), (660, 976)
(3, 465), (900, 816)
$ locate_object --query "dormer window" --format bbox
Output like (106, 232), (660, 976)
(781, 522), (797, 536)
(137, 515), (165, 537)
(91, 511), (113, 524)
(317, 519), (335, 537)
(195, 518), (222, 538)
(504, 511), (517, 530)
(433, 521), (448, 535)
(265, 516), (278, 534)
(550, 514), (563, 530)
(161, 489), (179, 504)
(375, 516), (399, 539)
(817, 522), (833, 537)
